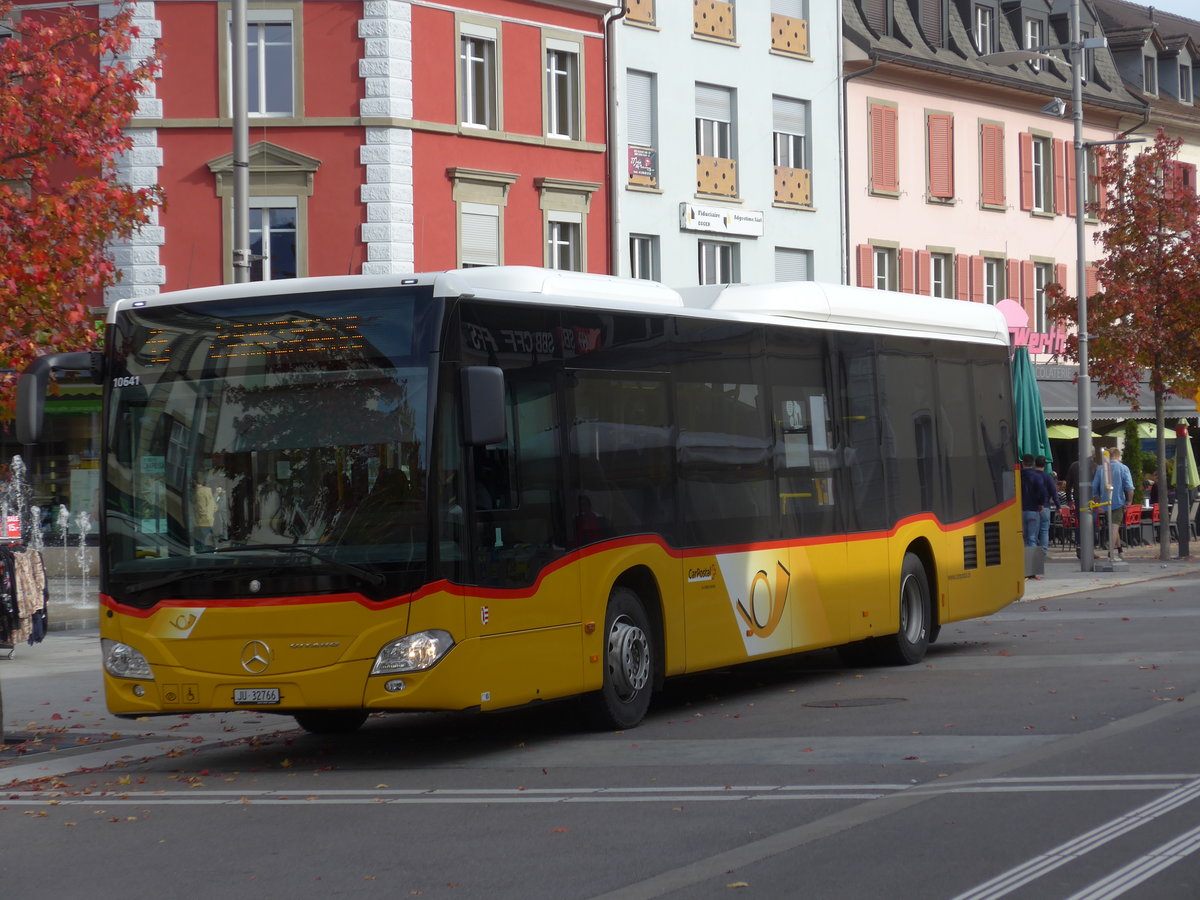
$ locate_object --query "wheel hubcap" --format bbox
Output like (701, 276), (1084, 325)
(899, 574), (924, 643)
(606, 615), (650, 699)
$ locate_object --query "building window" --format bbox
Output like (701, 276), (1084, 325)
(1024, 17), (1045, 71)
(930, 252), (953, 298)
(694, 0), (736, 43)
(627, 70), (657, 188)
(1031, 136), (1051, 212)
(873, 246), (897, 291)
(537, 177), (599, 273)
(449, 167), (517, 268)
(460, 202), (500, 267)
(926, 112), (954, 200)
(459, 20), (499, 130)
(1084, 146), (1100, 210)
(699, 240), (737, 284)
(980, 121), (1005, 208)
(1033, 262), (1052, 332)
(770, 0), (809, 57)
(773, 96), (809, 169)
(774, 247), (812, 282)
(630, 234), (660, 280)
(1080, 28), (1095, 82)
(221, 5), (302, 119)
(545, 37), (581, 140)
(869, 102), (899, 195)
(249, 198), (297, 280)
(1144, 54), (1158, 96)
(983, 257), (1003, 304)
(918, 0), (945, 48)
(547, 215), (581, 271)
(696, 83), (737, 197)
(1181, 65), (1194, 104)
(973, 4), (994, 54)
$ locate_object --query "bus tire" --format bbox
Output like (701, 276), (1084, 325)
(589, 586), (654, 730)
(879, 552), (931, 665)
(294, 709), (368, 735)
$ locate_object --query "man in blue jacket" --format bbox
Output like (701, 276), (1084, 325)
(1092, 447), (1134, 558)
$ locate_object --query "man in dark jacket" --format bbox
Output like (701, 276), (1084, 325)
(1021, 454), (1053, 547)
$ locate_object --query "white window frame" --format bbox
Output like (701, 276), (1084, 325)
(630, 234), (659, 280)
(984, 257), (1003, 304)
(1144, 54), (1158, 96)
(547, 211), (582, 271)
(873, 246), (896, 291)
(1033, 262), (1052, 333)
(772, 96), (809, 169)
(700, 240), (738, 285)
(1181, 64), (1194, 104)
(545, 37), (581, 141)
(931, 251), (953, 299)
(1024, 17), (1045, 71)
(222, 6), (300, 119)
(459, 20), (500, 130)
(973, 4), (994, 54)
(1031, 135), (1052, 213)
(695, 83), (734, 160)
(248, 196), (298, 281)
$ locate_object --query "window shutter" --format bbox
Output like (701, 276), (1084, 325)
(1053, 139), (1066, 214)
(863, 0), (887, 35)
(920, 0), (944, 47)
(1055, 263), (1067, 293)
(916, 249), (932, 295)
(870, 104), (898, 193)
(1095, 147), (1109, 215)
(927, 114), (954, 199)
(773, 96), (807, 136)
(772, 0), (806, 16)
(970, 255), (985, 303)
(627, 70), (654, 147)
(461, 203), (499, 266)
(695, 83), (732, 122)
(1021, 261), (1035, 308)
(1182, 163), (1198, 194)
(1064, 141), (1078, 217)
(955, 253), (970, 301)
(1085, 265), (1099, 297)
(775, 248), (811, 282)
(856, 244), (873, 287)
(980, 123), (1005, 207)
(900, 248), (915, 293)
(1019, 132), (1034, 211)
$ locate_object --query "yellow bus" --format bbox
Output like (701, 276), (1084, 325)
(17, 267), (1022, 733)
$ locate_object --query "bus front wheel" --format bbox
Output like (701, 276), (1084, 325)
(294, 709), (368, 735)
(589, 586), (654, 730)
(879, 553), (931, 665)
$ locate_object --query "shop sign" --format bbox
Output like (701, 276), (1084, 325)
(628, 147), (656, 178)
(679, 202), (765, 237)
(4, 516), (19, 540)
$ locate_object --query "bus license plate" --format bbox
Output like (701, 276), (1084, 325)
(233, 688), (280, 705)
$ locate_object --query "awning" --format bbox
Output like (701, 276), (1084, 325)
(1035, 365), (1199, 421)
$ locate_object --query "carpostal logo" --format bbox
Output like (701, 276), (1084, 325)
(715, 553), (792, 655)
(687, 565), (715, 583)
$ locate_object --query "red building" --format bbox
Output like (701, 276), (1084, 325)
(52, 0), (619, 300)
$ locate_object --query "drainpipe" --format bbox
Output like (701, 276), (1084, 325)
(605, 3), (628, 276)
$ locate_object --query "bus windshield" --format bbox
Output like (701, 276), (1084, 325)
(104, 287), (441, 604)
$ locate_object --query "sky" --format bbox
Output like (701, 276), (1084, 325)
(1138, 0), (1200, 23)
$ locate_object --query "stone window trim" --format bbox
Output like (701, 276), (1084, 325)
(217, 1), (304, 123)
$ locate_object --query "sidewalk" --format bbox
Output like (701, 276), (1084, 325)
(1023, 540), (1200, 602)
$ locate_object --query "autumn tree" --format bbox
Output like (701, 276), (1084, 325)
(0, 0), (162, 416)
(1047, 129), (1200, 559)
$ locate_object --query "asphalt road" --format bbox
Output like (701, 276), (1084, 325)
(2, 571), (1199, 899)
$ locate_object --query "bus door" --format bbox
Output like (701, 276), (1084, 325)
(767, 337), (849, 653)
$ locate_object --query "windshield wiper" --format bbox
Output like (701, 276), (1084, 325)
(210, 544), (386, 586)
(126, 565), (251, 595)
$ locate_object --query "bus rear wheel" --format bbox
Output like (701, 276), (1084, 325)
(589, 586), (654, 730)
(880, 552), (931, 665)
(294, 709), (368, 735)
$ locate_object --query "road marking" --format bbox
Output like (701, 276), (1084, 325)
(950, 778), (1200, 900)
(1065, 823), (1200, 900)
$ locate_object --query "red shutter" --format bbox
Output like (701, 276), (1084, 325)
(1183, 163), (1198, 194)
(1053, 139), (1066, 214)
(927, 114), (954, 199)
(1021, 261), (1035, 315)
(856, 244), (874, 287)
(1085, 264), (1099, 297)
(916, 250), (932, 295)
(1064, 140), (1078, 217)
(1007, 259), (1021, 301)
(900, 248), (916, 293)
(1019, 132), (1034, 211)
(955, 253), (970, 300)
(1165, 161), (1180, 204)
(970, 255), (985, 303)
(870, 104), (899, 194)
(980, 123), (1005, 207)
(1095, 147), (1108, 215)
(1055, 263), (1067, 292)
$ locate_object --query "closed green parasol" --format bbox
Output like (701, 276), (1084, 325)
(1012, 347), (1052, 464)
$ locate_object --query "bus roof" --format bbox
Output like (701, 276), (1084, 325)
(109, 266), (1008, 346)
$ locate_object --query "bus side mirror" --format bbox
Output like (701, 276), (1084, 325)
(16, 351), (104, 445)
(460, 366), (506, 446)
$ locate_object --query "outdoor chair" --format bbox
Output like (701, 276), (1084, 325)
(1120, 506), (1142, 546)
(1057, 507), (1077, 550)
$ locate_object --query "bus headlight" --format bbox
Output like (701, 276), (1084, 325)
(102, 639), (155, 680)
(371, 630), (454, 675)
